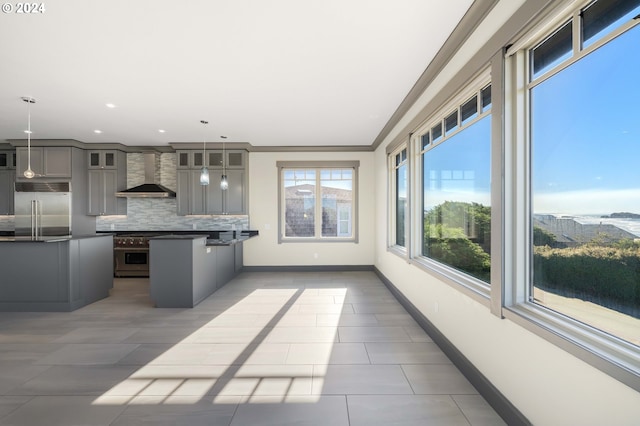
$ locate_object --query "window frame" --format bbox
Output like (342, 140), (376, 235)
(410, 70), (494, 305)
(502, 0), (640, 391)
(388, 143), (409, 253)
(277, 160), (359, 244)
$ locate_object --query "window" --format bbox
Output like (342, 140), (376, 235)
(390, 147), (408, 248)
(277, 161), (358, 243)
(527, 0), (640, 348)
(419, 84), (492, 284)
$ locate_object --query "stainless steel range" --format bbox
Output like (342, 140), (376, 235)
(113, 235), (150, 277)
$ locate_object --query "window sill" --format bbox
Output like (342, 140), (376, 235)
(387, 244), (408, 259)
(504, 303), (640, 392)
(411, 256), (491, 308)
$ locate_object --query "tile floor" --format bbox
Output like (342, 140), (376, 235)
(0, 271), (506, 425)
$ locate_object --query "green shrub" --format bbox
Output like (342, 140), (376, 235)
(534, 245), (640, 312)
(425, 223), (491, 281)
(533, 226), (557, 247)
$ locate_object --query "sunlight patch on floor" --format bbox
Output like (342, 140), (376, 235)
(93, 286), (348, 405)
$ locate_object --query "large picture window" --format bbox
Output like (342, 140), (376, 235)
(383, 0), (640, 394)
(278, 161), (358, 243)
(419, 85), (492, 283)
(529, 1), (640, 347)
(391, 147), (408, 248)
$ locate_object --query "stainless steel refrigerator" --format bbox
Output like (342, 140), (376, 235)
(14, 182), (72, 238)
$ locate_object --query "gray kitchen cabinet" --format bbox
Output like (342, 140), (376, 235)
(16, 146), (72, 178)
(177, 169), (207, 215)
(0, 151), (16, 169)
(87, 150), (126, 216)
(176, 150), (205, 169)
(88, 150), (117, 169)
(234, 242), (243, 273)
(208, 150), (245, 169)
(176, 149), (247, 215)
(88, 169), (126, 215)
(0, 170), (15, 215)
(0, 235), (114, 311)
(179, 149), (245, 169)
(205, 169), (245, 214)
(0, 150), (16, 215)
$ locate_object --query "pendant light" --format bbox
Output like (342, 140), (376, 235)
(199, 120), (209, 186)
(220, 136), (228, 191)
(22, 96), (36, 179)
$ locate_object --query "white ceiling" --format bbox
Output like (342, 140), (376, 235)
(0, 0), (473, 147)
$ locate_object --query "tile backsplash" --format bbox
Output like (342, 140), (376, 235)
(96, 152), (249, 231)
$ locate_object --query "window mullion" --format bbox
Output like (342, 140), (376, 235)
(490, 49), (505, 318)
(315, 171), (322, 238)
(572, 9), (581, 53)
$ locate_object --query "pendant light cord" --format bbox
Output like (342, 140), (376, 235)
(27, 99), (31, 166)
(22, 96), (35, 179)
(201, 120), (207, 157)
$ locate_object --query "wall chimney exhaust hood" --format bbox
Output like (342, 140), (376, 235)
(116, 153), (176, 198)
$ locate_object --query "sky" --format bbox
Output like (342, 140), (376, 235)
(422, 115), (491, 211)
(532, 21), (640, 215)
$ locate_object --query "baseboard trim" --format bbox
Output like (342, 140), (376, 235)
(242, 265), (375, 272)
(373, 267), (531, 426)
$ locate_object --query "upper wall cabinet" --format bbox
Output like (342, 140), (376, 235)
(0, 151), (16, 170)
(88, 150), (118, 169)
(176, 150), (245, 169)
(0, 150), (16, 215)
(176, 150), (205, 169)
(16, 147), (72, 179)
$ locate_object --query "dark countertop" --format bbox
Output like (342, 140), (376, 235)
(147, 232), (256, 246)
(0, 230), (258, 244)
(0, 234), (113, 243)
(101, 229), (259, 246)
(98, 229), (259, 239)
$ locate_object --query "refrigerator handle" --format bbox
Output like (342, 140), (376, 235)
(36, 200), (40, 239)
(31, 200), (36, 239)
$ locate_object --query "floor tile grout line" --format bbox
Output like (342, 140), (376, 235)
(398, 363), (418, 396)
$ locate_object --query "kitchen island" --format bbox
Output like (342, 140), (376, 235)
(149, 234), (249, 308)
(0, 234), (114, 311)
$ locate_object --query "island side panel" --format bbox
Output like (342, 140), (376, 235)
(193, 239), (217, 306)
(0, 241), (70, 311)
(73, 235), (114, 309)
(216, 244), (236, 289)
(150, 238), (196, 308)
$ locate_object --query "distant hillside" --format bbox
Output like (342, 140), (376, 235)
(602, 212), (640, 219)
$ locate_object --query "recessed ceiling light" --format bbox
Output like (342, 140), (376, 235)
(106, 103), (116, 108)
(94, 130), (102, 134)
(23, 130), (33, 134)
(158, 129), (166, 133)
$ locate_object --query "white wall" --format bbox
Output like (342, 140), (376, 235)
(244, 150), (375, 267)
(373, 1), (640, 424)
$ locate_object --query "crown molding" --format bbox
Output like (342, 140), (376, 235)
(248, 145), (373, 152)
(371, 0), (499, 151)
